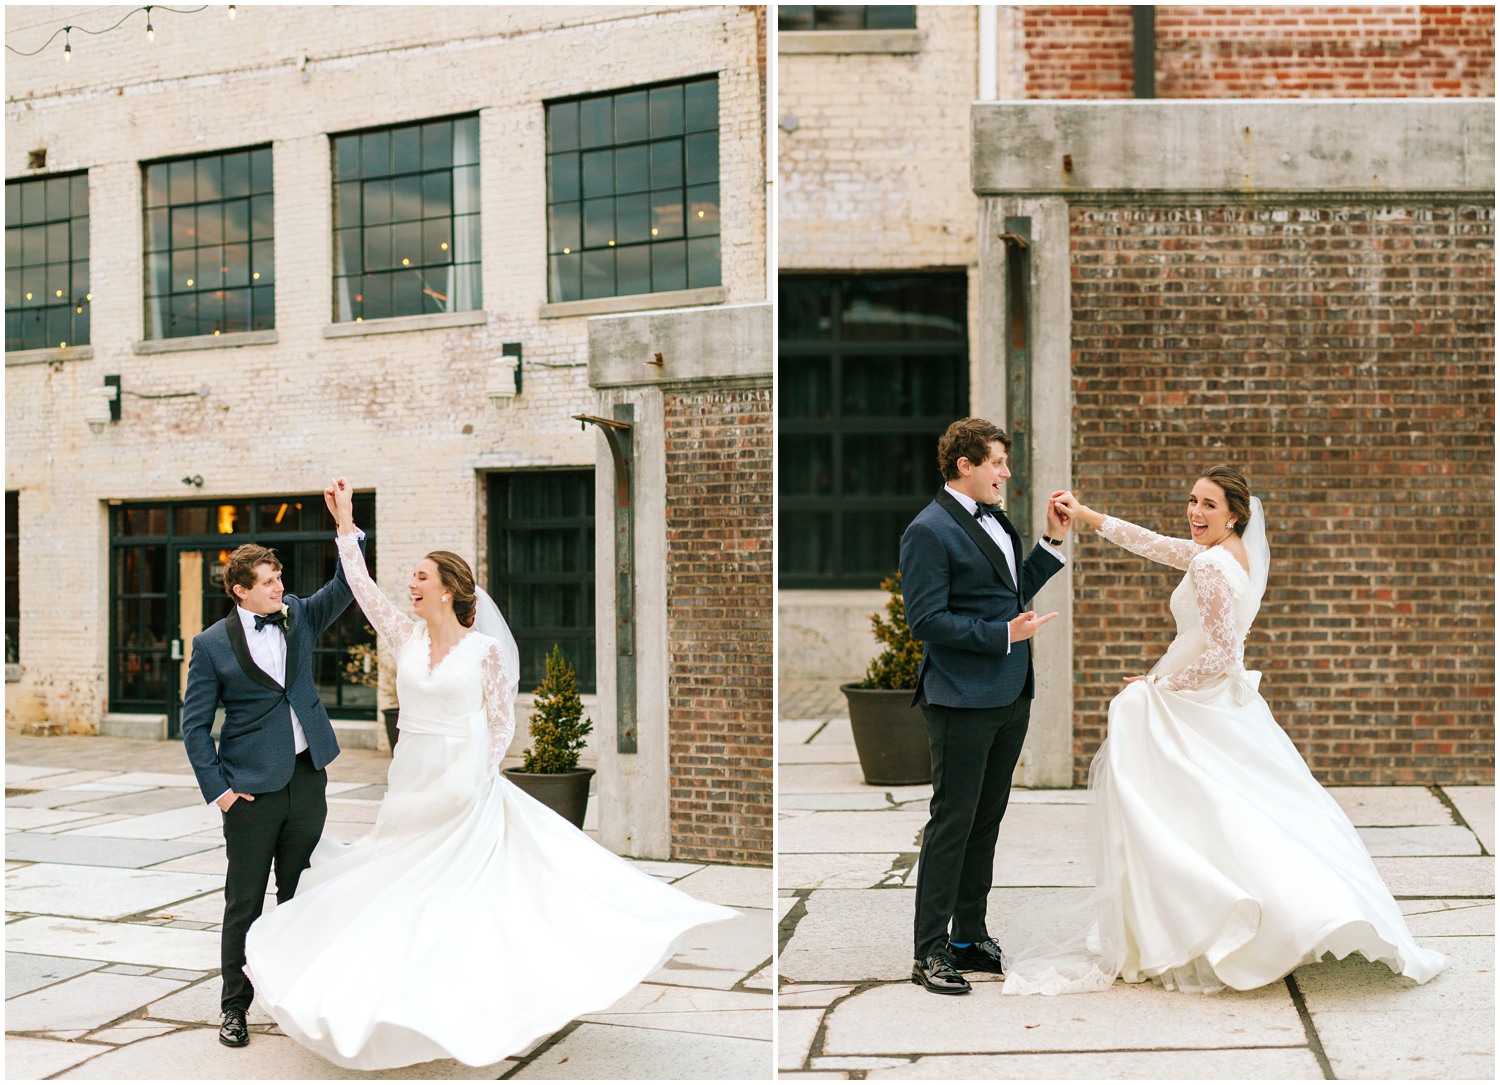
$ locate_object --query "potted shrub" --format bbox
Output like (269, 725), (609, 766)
(343, 637), (400, 751)
(841, 573), (932, 786)
(502, 645), (596, 828)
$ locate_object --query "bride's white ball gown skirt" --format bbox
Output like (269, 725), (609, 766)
(244, 535), (735, 1069)
(1002, 504), (1446, 996)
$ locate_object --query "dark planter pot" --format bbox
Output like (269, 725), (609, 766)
(502, 767), (596, 829)
(841, 683), (932, 786)
(382, 707), (401, 752)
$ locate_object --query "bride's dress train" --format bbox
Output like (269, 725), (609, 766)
(1002, 502), (1447, 996)
(244, 534), (735, 1069)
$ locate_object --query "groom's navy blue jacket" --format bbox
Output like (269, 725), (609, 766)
(900, 490), (1064, 710)
(182, 540), (363, 804)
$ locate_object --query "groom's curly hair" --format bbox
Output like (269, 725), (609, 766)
(224, 544), (282, 602)
(937, 418), (1011, 481)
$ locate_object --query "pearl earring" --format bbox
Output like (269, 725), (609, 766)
(442, 594), (450, 602)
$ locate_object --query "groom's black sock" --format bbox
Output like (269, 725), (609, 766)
(951, 942), (972, 948)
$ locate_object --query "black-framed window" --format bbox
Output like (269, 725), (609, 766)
(109, 495), (377, 726)
(487, 471), (596, 693)
(779, 273), (969, 589)
(546, 77), (720, 303)
(5, 491), (18, 663)
(143, 147), (274, 339)
(332, 115), (481, 322)
(5, 173), (90, 352)
(778, 6), (916, 30)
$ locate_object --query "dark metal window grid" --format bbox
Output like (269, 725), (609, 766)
(6, 172), (90, 351)
(331, 115), (482, 323)
(5, 491), (18, 663)
(777, 5), (917, 31)
(545, 77), (721, 302)
(142, 147), (274, 339)
(486, 471), (597, 694)
(779, 272), (969, 589)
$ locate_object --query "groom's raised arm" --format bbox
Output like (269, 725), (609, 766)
(900, 522), (1011, 654)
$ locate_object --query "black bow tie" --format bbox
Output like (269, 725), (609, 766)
(254, 611), (287, 633)
(973, 503), (1001, 521)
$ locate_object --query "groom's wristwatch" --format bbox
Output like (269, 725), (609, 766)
(1043, 534), (1065, 546)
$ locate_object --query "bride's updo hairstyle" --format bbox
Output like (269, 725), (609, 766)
(1201, 465), (1252, 537)
(425, 551), (477, 628)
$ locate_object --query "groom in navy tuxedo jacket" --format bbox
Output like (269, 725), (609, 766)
(899, 418), (1070, 994)
(182, 521), (363, 1046)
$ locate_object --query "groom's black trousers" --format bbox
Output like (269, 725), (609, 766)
(219, 750), (327, 1012)
(913, 695), (1030, 961)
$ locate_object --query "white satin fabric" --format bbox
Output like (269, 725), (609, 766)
(1003, 504), (1447, 996)
(243, 540), (735, 1069)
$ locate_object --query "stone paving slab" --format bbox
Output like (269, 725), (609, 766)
(324, 799), (380, 824)
(48, 782), (157, 796)
(781, 744), (865, 766)
(861, 1048), (1325, 1079)
(781, 721), (823, 746)
(146, 846), (229, 876)
(64, 803), (222, 840)
(779, 889), (915, 984)
(54, 1026), (517, 1079)
(1371, 855), (1494, 897)
(6, 765), (74, 785)
(144, 890), (241, 925)
(745, 963), (773, 991)
(6, 916), (220, 971)
(5, 951), (105, 997)
(779, 1007), (824, 1071)
(780, 853), (904, 890)
(645, 910), (769, 991)
(1329, 787), (1455, 827)
(1399, 899), (1494, 937)
(780, 811), (927, 854)
(1445, 786), (1495, 854)
(628, 859), (708, 880)
(510, 1021), (769, 1079)
(6, 832), (217, 869)
(811, 720), (855, 745)
(778, 983), (855, 1008)
(146, 980), (274, 1026)
(104, 772), (203, 789)
(578, 984), (771, 1039)
(5, 790), (116, 810)
(5, 807), (113, 831)
(1294, 934), (1492, 1010)
(821, 979), (1305, 1055)
(671, 864), (772, 909)
(1358, 825), (1483, 856)
(780, 764), (876, 795)
(6, 970), (188, 1032)
(886, 786), (934, 805)
(779, 792), (897, 812)
(4, 1036), (112, 1078)
(6, 864), (223, 921)
(778, 894), (799, 922)
(8, 771), (115, 790)
(59, 790), (204, 817)
(81, 1020), (181, 1045)
(1008, 788), (1090, 804)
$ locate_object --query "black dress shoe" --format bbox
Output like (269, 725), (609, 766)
(219, 1007), (249, 1047)
(911, 952), (971, 994)
(948, 938), (1007, 975)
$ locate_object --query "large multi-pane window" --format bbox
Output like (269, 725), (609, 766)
(144, 148), (274, 339)
(487, 471), (596, 693)
(5, 491), (18, 664)
(546, 78), (720, 302)
(332, 115), (481, 322)
(778, 6), (917, 30)
(779, 273), (968, 589)
(5, 173), (90, 352)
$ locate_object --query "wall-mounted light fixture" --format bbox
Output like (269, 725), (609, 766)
(85, 373), (208, 435)
(486, 343), (524, 408)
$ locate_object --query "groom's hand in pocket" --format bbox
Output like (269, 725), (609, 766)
(1009, 610), (1058, 643)
(217, 792), (256, 812)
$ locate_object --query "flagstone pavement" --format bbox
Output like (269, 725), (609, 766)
(778, 693), (1495, 1081)
(4, 732), (772, 1080)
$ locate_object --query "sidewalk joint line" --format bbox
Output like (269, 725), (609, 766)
(1430, 784), (1492, 857)
(1285, 973), (1337, 1080)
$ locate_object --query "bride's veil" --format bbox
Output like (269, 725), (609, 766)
(474, 588), (520, 711)
(1244, 495), (1269, 613)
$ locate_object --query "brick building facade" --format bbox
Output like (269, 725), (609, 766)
(6, 5), (771, 861)
(778, 6), (1494, 787)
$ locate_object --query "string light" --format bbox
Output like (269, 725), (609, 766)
(227, 5), (236, 19)
(63, 27), (71, 61)
(5, 6), (213, 62)
(145, 7), (155, 42)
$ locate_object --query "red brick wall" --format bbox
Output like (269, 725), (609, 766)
(664, 386), (773, 862)
(1023, 5), (1495, 98)
(1068, 202), (1495, 785)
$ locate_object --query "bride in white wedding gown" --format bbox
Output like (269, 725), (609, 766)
(1002, 466), (1447, 996)
(243, 480), (734, 1069)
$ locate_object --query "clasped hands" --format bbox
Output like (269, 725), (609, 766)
(1008, 490), (1074, 644)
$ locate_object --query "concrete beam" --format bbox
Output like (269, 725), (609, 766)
(972, 99), (1495, 197)
(586, 302), (772, 389)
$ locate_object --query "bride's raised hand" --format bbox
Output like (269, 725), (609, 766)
(323, 482), (339, 520)
(1056, 492), (1104, 531)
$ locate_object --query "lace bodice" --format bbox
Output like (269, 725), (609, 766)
(336, 534), (514, 769)
(1098, 516), (1257, 692)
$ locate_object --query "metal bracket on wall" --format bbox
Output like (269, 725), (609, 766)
(1002, 218), (1033, 541)
(572, 407), (637, 754)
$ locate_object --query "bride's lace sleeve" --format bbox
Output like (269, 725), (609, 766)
(1097, 515), (1203, 571)
(1157, 552), (1240, 691)
(336, 533), (417, 654)
(480, 639), (515, 773)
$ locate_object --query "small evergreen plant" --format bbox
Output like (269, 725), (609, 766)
(520, 644), (594, 773)
(860, 573), (923, 690)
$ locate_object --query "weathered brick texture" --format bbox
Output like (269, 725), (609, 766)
(1022, 5), (1495, 98)
(1069, 202), (1495, 785)
(663, 387), (773, 863)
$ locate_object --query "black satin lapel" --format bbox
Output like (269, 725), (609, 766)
(936, 490), (1019, 593)
(282, 598), (299, 689)
(225, 609), (285, 692)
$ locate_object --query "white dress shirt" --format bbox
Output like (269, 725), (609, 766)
(942, 485), (1067, 655)
(210, 605), (307, 807)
